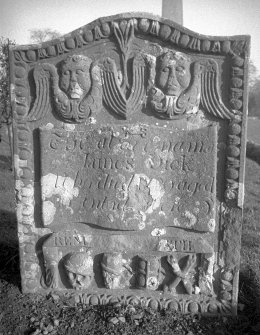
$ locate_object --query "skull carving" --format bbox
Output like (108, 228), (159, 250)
(64, 251), (93, 290)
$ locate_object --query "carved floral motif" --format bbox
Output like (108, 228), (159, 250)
(101, 54), (148, 118)
(74, 291), (230, 314)
(101, 19), (149, 118)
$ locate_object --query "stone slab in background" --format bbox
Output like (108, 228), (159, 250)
(9, 13), (250, 315)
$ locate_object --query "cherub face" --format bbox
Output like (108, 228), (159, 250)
(156, 51), (191, 96)
(60, 55), (92, 99)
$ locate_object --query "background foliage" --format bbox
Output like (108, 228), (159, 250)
(29, 28), (61, 43)
(0, 37), (15, 126)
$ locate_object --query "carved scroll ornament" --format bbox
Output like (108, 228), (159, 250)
(28, 55), (102, 123)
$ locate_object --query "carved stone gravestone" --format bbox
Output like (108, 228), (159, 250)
(9, 13), (250, 315)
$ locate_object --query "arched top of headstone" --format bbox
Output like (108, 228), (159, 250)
(11, 12), (250, 59)
(10, 12), (250, 124)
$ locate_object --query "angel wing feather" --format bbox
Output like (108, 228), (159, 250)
(101, 55), (147, 117)
(101, 58), (127, 118)
(128, 54), (146, 113)
(176, 62), (201, 115)
(28, 63), (59, 121)
(200, 59), (234, 120)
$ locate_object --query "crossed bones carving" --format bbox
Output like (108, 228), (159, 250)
(164, 253), (196, 295)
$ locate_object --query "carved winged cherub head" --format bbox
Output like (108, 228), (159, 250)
(148, 49), (233, 120)
(59, 55), (92, 100)
(156, 51), (191, 97)
(28, 54), (102, 123)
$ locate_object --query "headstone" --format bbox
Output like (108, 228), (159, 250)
(9, 13), (250, 315)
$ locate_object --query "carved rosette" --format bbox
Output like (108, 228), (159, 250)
(136, 256), (161, 290)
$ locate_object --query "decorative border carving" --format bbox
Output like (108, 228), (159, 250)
(9, 13), (249, 310)
(219, 268), (235, 314)
(11, 14), (249, 63)
(10, 59), (39, 291)
(72, 292), (233, 315)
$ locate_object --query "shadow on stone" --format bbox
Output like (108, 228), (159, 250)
(239, 268), (260, 318)
(0, 209), (17, 228)
(0, 242), (21, 288)
(0, 209), (18, 246)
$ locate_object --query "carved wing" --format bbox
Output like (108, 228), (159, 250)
(101, 55), (148, 117)
(128, 54), (147, 114)
(79, 62), (102, 119)
(148, 57), (234, 120)
(175, 63), (201, 119)
(175, 62), (201, 116)
(28, 63), (59, 121)
(101, 57), (127, 118)
(199, 59), (234, 119)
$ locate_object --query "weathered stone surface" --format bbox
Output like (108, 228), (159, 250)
(9, 12), (250, 316)
(40, 125), (217, 232)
